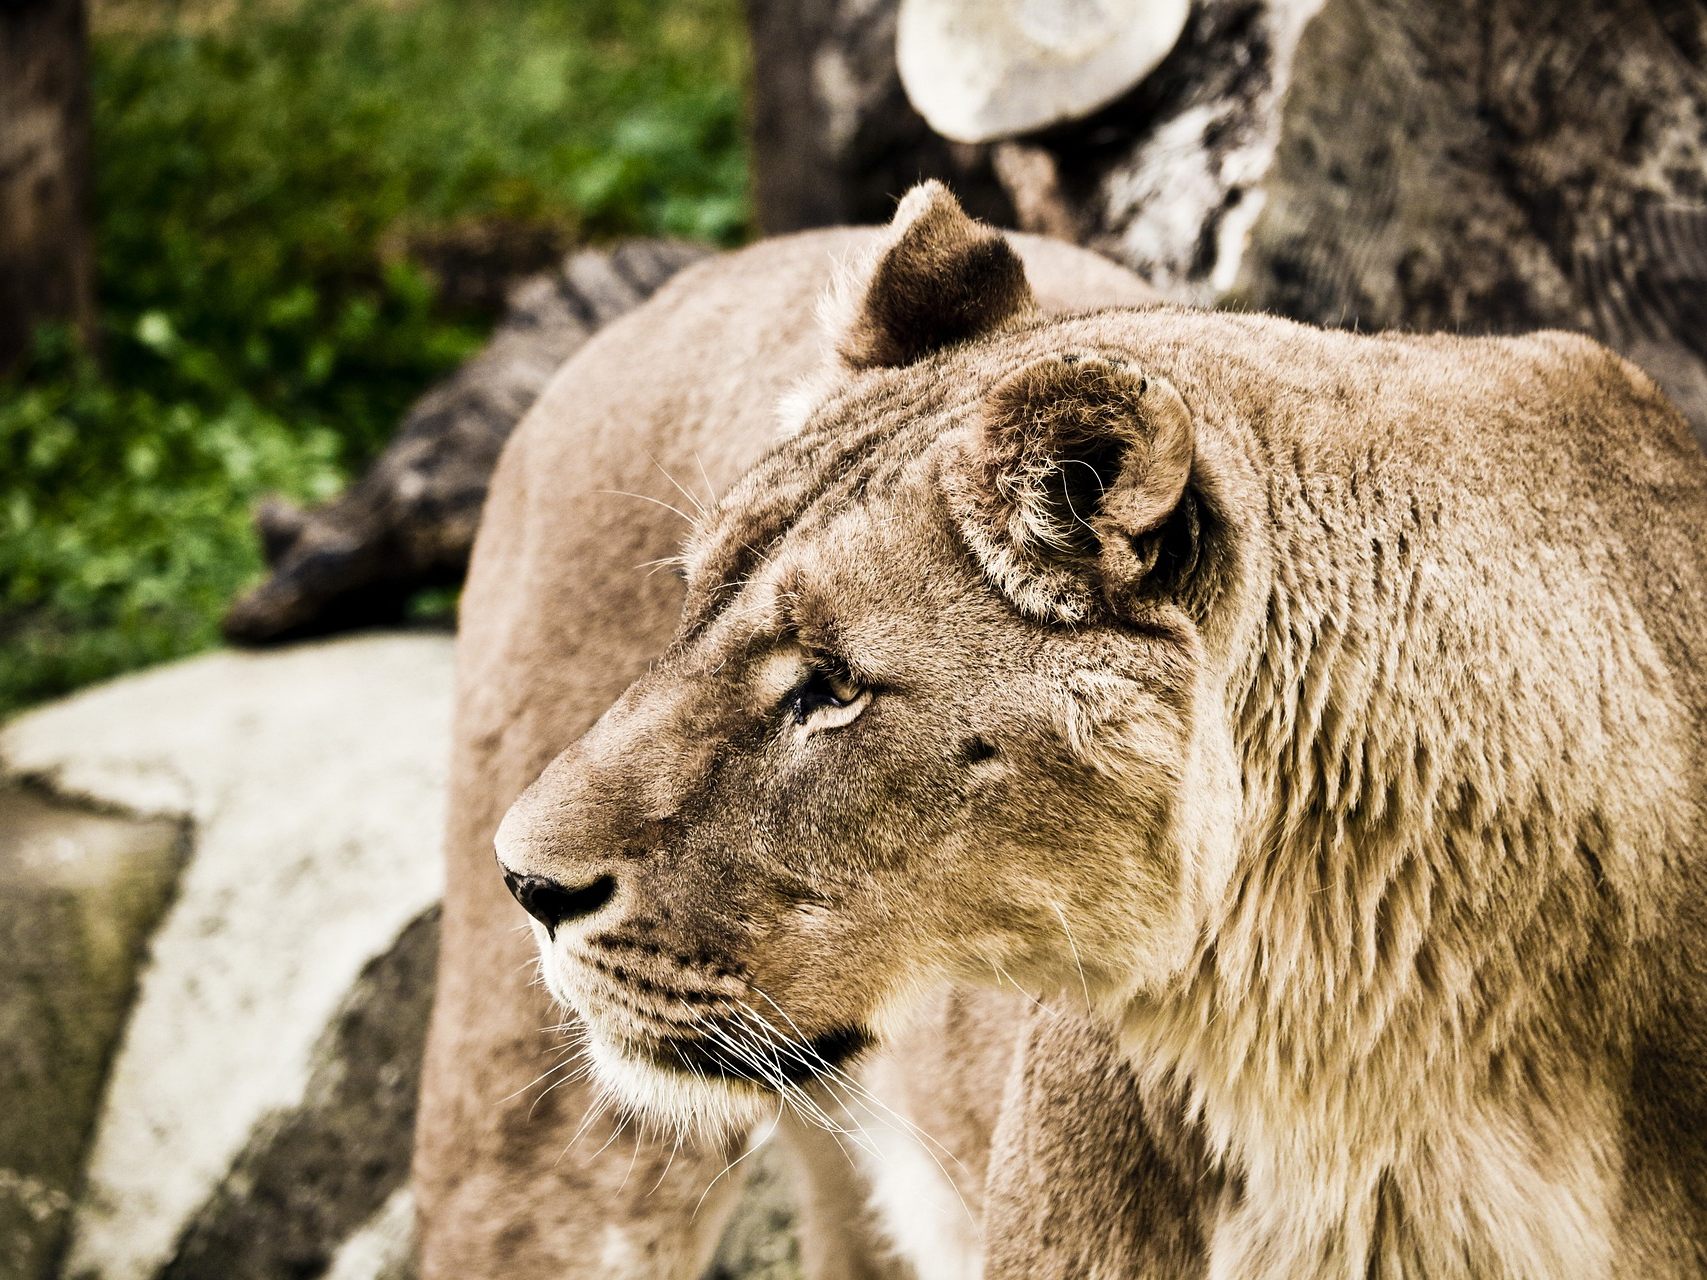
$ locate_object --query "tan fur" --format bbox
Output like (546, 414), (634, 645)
(412, 213), (1157, 1277)
(432, 185), (1707, 1278)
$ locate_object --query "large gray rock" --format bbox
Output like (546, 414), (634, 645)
(1, 634), (452, 1280)
(1232, 0), (1707, 435)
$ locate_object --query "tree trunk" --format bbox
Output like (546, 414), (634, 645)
(0, 0), (97, 370)
(743, 0), (1707, 438)
(744, 0), (1014, 232)
(1233, 0), (1707, 432)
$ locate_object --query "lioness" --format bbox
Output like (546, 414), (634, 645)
(422, 185), (1707, 1277)
(414, 194), (1158, 1279)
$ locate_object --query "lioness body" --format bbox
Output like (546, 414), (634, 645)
(423, 191), (1707, 1277)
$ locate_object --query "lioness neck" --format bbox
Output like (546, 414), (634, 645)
(1117, 337), (1693, 1276)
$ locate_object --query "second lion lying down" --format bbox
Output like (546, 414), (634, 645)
(491, 184), (1707, 1278)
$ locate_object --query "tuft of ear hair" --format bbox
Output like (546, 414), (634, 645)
(946, 353), (1196, 624)
(835, 180), (1037, 371)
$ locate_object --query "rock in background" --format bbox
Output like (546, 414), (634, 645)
(0, 635), (451, 1280)
(222, 240), (710, 646)
(1234, 0), (1707, 434)
(749, 0), (1707, 435)
(743, 0), (1016, 232)
(0, 788), (182, 1279)
(0, 634), (800, 1280)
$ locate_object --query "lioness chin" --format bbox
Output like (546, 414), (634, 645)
(490, 184), (1707, 1278)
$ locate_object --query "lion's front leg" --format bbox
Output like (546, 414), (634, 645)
(981, 1007), (1215, 1280)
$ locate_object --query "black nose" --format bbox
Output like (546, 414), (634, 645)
(500, 868), (617, 936)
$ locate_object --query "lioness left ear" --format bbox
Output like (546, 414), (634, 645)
(946, 354), (1196, 623)
(778, 182), (1037, 437)
(836, 180), (1037, 371)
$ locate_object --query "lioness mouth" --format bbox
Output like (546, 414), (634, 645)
(638, 1024), (870, 1088)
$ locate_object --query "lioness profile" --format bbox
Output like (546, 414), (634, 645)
(418, 185), (1707, 1278)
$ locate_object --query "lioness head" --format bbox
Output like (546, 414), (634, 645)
(496, 184), (1247, 1135)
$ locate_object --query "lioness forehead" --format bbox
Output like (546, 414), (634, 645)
(679, 365), (970, 635)
(675, 501), (949, 684)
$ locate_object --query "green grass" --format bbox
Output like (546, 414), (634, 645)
(0, 0), (748, 717)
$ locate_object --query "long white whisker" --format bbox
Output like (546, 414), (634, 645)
(809, 1068), (979, 1229)
(735, 996), (952, 1169)
(793, 1083), (874, 1170)
(693, 450), (718, 512)
(697, 1018), (853, 1142)
(499, 1043), (586, 1106)
(529, 1055), (598, 1119)
(1050, 899), (1095, 1016)
(556, 1091), (614, 1167)
(696, 1010), (876, 1154)
(981, 954), (1054, 1017)
(648, 1128), (685, 1196)
(649, 454), (710, 519)
(693, 1098), (781, 1218)
(597, 488), (695, 525)
(617, 1122), (645, 1192)
(585, 1110), (631, 1164)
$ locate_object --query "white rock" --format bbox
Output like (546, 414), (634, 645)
(324, 1185), (418, 1280)
(896, 0), (1190, 143)
(0, 632), (453, 1280)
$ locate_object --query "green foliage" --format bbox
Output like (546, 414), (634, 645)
(0, 0), (748, 717)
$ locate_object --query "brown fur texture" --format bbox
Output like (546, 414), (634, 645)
(442, 184), (1707, 1278)
(983, 1008), (1213, 1279)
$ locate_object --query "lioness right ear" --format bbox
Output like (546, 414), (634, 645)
(834, 181), (1037, 371)
(944, 353), (1197, 624)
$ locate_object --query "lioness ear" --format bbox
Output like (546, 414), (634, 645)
(835, 180), (1037, 371)
(946, 354), (1196, 623)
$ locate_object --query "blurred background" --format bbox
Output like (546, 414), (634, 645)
(1, 0), (746, 716)
(3, 0), (1704, 1277)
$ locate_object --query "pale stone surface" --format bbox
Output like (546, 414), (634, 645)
(0, 787), (182, 1280)
(0, 633), (454, 1280)
(157, 907), (439, 1279)
(322, 1187), (417, 1280)
(896, 0), (1190, 143)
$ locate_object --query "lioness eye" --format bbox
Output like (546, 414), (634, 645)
(789, 660), (863, 726)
